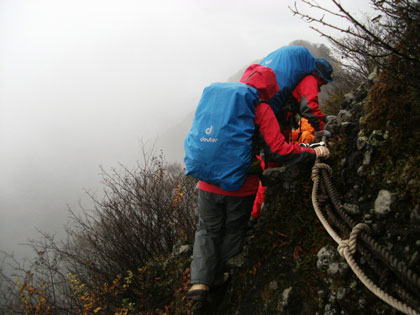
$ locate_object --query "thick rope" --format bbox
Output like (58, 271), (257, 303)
(311, 163), (420, 315)
(338, 224), (419, 315)
(320, 166), (420, 295)
(311, 163), (341, 244)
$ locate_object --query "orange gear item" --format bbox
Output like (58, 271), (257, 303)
(291, 118), (315, 144)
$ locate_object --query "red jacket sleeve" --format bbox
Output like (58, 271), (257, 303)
(255, 102), (316, 165)
(292, 75), (325, 131)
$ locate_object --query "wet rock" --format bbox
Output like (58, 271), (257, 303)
(327, 261), (349, 279)
(362, 148), (372, 166)
(172, 241), (192, 256)
(281, 287), (293, 308)
(374, 190), (395, 217)
(337, 110), (352, 125)
(356, 136), (368, 150)
(325, 115), (339, 134)
(263, 164), (301, 192)
(317, 246), (336, 271)
(177, 244), (192, 255)
(336, 287), (347, 301)
(341, 95), (353, 110)
(317, 246), (349, 279)
(344, 93), (355, 104)
(326, 115), (337, 124)
(368, 130), (388, 147)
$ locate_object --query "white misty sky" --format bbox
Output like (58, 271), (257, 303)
(0, 0), (375, 258)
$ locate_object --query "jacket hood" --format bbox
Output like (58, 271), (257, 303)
(240, 64), (280, 101)
(314, 58), (333, 83)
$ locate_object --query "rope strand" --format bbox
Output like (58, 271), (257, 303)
(311, 162), (420, 314)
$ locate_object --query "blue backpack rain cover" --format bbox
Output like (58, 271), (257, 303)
(260, 46), (315, 113)
(184, 82), (259, 191)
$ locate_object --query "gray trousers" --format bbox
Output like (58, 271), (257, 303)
(190, 189), (255, 286)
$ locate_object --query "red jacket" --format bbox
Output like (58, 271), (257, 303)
(292, 74), (326, 131)
(198, 64), (316, 196)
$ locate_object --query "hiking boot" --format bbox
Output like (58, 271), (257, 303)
(187, 284), (209, 302)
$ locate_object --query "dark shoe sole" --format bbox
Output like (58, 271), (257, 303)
(187, 289), (209, 302)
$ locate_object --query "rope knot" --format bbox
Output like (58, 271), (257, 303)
(337, 239), (350, 257)
(338, 223), (370, 257)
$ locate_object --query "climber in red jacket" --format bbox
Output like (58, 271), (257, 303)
(187, 64), (329, 301)
(292, 58), (333, 132)
(250, 58), (333, 221)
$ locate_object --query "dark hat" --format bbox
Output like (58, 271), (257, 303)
(315, 58), (333, 83)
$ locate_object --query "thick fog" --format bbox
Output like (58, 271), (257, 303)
(0, 0), (373, 261)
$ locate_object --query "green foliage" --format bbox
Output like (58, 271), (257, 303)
(64, 252), (194, 314)
(363, 19), (420, 204)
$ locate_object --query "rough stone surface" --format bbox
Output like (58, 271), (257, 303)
(344, 93), (355, 103)
(317, 246), (337, 271)
(356, 136), (368, 150)
(336, 287), (347, 301)
(281, 287), (293, 307)
(374, 190), (394, 217)
(368, 130), (388, 147)
(177, 245), (191, 256)
(337, 110), (352, 125)
(362, 149), (372, 166)
(327, 262), (349, 278)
